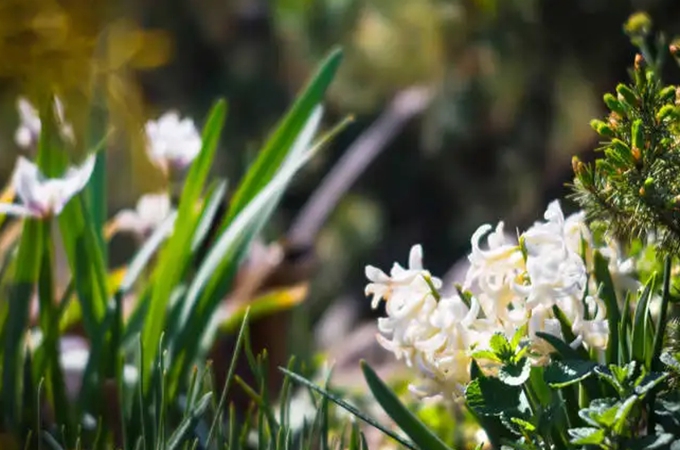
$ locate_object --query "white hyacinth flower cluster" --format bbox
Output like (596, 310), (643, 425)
(365, 200), (637, 399)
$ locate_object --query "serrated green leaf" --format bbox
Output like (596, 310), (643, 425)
(544, 360), (597, 388)
(466, 376), (523, 417)
(498, 358), (531, 386)
(578, 398), (619, 428)
(568, 427), (606, 445)
(489, 333), (513, 361)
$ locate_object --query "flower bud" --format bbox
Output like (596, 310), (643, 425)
(590, 119), (614, 137)
(671, 38), (680, 57)
(657, 104), (680, 122)
(624, 12), (652, 37)
(659, 85), (676, 102)
(635, 53), (645, 71)
(607, 139), (634, 166)
(572, 156), (584, 175)
(616, 84), (638, 108)
(631, 119), (644, 150)
(632, 146), (642, 163)
(604, 93), (627, 116)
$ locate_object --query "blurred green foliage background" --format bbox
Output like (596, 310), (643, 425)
(3, 0), (680, 347)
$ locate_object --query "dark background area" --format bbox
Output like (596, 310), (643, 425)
(3, 0), (680, 350)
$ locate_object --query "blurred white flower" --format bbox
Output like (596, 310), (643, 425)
(599, 238), (639, 294)
(59, 335), (138, 400)
(145, 111), (202, 171)
(15, 97), (75, 149)
(573, 296), (609, 350)
(114, 192), (173, 236)
(527, 304), (565, 359)
(0, 155), (95, 219)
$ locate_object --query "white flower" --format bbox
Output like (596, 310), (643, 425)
(465, 222), (524, 292)
(572, 295), (609, 350)
(519, 201), (588, 307)
(527, 304), (565, 358)
(367, 245), (494, 399)
(464, 222), (526, 322)
(145, 111), (202, 171)
(15, 97), (75, 149)
(599, 238), (639, 293)
(114, 192), (173, 236)
(365, 244), (441, 309)
(0, 155), (95, 219)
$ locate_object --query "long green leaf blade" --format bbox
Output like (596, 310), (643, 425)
(361, 361), (453, 450)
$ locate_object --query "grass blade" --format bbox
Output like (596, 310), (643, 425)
(224, 48), (342, 224)
(632, 275), (655, 364)
(280, 367), (420, 450)
(2, 219), (44, 430)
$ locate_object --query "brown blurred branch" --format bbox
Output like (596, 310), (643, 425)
(286, 85), (434, 248)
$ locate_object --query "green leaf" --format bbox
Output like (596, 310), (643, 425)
(634, 372), (668, 397)
(551, 305), (590, 360)
(140, 99), (226, 388)
(169, 108), (326, 389)
(224, 48), (342, 225)
(118, 212), (177, 296)
(660, 352), (680, 372)
(626, 433), (674, 449)
(166, 392), (212, 450)
(613, 395), (638, 434)
(632, 275), (655, 364)
(1, 219), (44, 430)
(534, 332), (584, 360)
(498, 358), (531, 386)
(360, 361), (453, 450)
(465, 376), (523, 416)
(489, 333), (514, 361)
(544, 360), (597, 388)
(471, 350), (502, 363)
(651, 257), (672, 371)
(205, 309), (250, 445)
(568, 427), (606, 445)
(578, 398), (619, 428)
(594, 251), (621, 365)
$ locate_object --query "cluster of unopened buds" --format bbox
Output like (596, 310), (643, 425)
(365, 201), (638, 400)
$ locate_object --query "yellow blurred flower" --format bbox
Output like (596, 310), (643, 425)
(0, 0), (172, 151)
